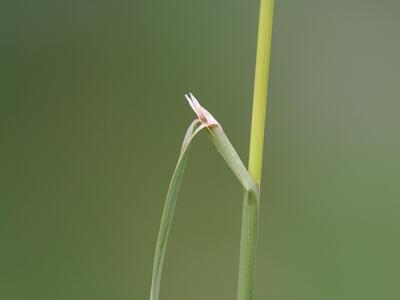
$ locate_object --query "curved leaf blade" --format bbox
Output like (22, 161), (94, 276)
(150, 120), (204, 300)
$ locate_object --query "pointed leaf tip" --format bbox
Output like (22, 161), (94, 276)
(185, 93), (219, 127)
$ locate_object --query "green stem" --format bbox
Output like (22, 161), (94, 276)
(237, 0), (274, 299)
(248, 0), (274, 184)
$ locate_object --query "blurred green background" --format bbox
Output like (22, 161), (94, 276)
(2, 0), (400, 299)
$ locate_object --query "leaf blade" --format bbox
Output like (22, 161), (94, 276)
(150, 121), (259, 300)
(150, 120), (204, 300)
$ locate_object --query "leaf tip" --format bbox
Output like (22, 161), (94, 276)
(184, 93), (219, 128)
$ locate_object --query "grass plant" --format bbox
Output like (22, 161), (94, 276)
(150, 1), (274, 299)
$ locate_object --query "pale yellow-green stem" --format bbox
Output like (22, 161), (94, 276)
(237, 0), (274, 300)
(248, 0), (274, 184)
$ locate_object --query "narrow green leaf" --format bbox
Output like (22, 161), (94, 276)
(207, 126), (258, 197)
(207, 126), (260, 300)
(150, 119), (204, 300)
(150, 118), (259, 300)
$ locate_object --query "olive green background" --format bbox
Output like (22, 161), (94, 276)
(2, 0), (400, 299)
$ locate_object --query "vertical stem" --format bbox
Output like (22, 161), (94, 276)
(237, 189), (260, 300)
(248, 0), (274, 184)
(237, 0), (274, 300)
